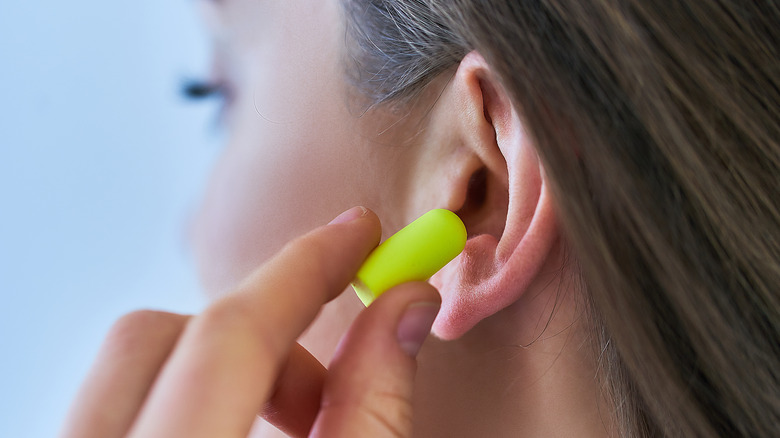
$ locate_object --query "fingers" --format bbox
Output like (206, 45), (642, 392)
(311, 282), (441, 438)
(60, 310), (190, 438)
(260, 343), (327, 438)
(127, 207), (381, 438)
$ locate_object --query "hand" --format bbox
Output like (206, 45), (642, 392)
(60, 207), (441, 438)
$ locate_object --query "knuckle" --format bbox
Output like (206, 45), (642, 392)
(378, 403), (413, 436)
(198, 299), (251, 333)
(194, 299), (244, 339)
(196, 299), (287, 364)
(358, 394), (414, 438)
(299, 236), (333, 276)
(110, 309), (167, 338)
(288, 232), (330, 265)
(283, 233), (339, 287)
(324, 389), (413, 438)
(104, 310), (182, 355)
(199, 298), (279, 346)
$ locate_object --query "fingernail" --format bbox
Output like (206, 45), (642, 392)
(397, 303), (439, 357)
(329, 206), (368, 225)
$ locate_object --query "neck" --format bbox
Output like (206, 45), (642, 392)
(413, 247), (614, 437)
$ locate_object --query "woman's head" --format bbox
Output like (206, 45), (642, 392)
(345, 0), (780, 436)
(193, 0), (779, 436)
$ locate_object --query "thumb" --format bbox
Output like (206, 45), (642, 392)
(310, 282), (440, 438)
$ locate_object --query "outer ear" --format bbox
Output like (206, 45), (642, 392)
(422, 52), (559, 340)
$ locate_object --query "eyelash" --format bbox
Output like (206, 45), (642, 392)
(182, 79), (225, 100)
(182, 79), (233, 127)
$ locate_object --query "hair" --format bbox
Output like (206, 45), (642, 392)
(343, 1), (780, 436)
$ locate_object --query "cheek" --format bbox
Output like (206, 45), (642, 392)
(190, 0), (426, 295)
(191, 49), (419, 295)
(191, 113), (381, 296)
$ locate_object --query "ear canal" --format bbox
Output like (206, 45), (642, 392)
(457, 167), (488, 225)
(455, 165), (508, 243)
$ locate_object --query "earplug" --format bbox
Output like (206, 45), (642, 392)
(352, 209), (467, 306)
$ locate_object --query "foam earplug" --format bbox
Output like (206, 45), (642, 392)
(352, 209), (467, 306)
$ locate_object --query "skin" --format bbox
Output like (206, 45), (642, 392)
(190, 0), (440, 372)
(61, 209), (443, 437)
(64, 0), (615, 436)
(192, 0), (430, 296)
(191, 0), (612, 435)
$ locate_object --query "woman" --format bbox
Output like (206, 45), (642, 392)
(62, 0), (779, 437)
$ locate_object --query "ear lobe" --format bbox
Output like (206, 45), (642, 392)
(424, 52), (560, 340)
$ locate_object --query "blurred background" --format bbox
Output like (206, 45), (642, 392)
(0, 1), (219, 436)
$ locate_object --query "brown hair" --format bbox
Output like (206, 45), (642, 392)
(344, 1), (780, 436)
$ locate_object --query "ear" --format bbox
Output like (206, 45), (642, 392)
(409, 52), (559, 340)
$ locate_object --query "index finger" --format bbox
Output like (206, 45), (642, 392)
(128, 207), (380, 438)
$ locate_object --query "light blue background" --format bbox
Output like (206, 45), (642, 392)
(1, 1), (220, 436)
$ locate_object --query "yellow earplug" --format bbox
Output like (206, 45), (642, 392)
(352, 209), (467, 306)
